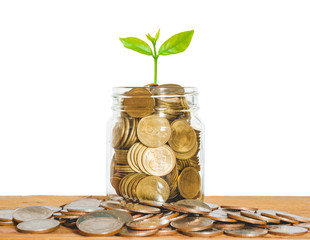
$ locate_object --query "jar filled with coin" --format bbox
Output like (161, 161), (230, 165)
(107, 84), (204, 203)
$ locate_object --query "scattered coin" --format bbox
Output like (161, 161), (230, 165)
(66, 206), (103, 213)
(204, 209), (238, 222)
(227, 212), (267, 225)
(127, 218), (170, 230)
(124, 203), (161, 214)
(119, 227), (158, 237)
(156, 226), (178, 236)
(139, 200), (163, 208)
(17, 219), (60, 234)
(268, 226), (308, 236)
(240, 211), (280, 223)
(64, 198), (101, 209)
(13, 206), (53, 223)
(170, 216), (213, 232)
(257, 209), (299, 224)
(213, 222), (245, 229)
(0, 220), (14, 226)
(182, 228), (224, 237)
(45, 206), (62, 213)
(221, 205), (258, 211)
(77, 217), (124, 236)
(133, 214), (154, 221)
(276, 212), (310, 223)
(225, 227), (268, 238)
(105, 210), (133, 224)
(204, 202), (219, 210)
(0, 210), (14, 222)
(294, 223), (310, 230)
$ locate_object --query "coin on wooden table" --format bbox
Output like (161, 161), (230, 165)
(221, 205), (258, 211)
(161, 211), (179, 220)
(156, 226), (178, 236)
(171, 216), (213, 232)
(0, 220), (14, 226)
(276, 212), (310, 223)
(269, 226), (308, 236)
(100, 200), (129, 213)
(139, 200), (164, 208)
(251, 223), (291, 229)
(178, 167), (201, 199)
(142, 145), (176, 176)
(176, 199), (211, 211)
(78, 217), (124, 236)
(227, 212), (267, 225)
(169, 119), (196, 153)
(45, 206), (62, 213)
(60, 209), (86, 216)
(173, 203), (210, 215)
(66, 206), (103, 213)
(137, 115), (171, 147)
(225, 227), (268, 238)
(17, 219), (60, 234)
(257, 209), (299, 224)
(204, 202), (219, 210)
(136, 176), (170, 202)
(104, 210), (133, 224)
(240, 211), (280, 223)
(133, 214), (154, 221)
(170, 214), (188, 222)
(124, 203), (161, 214)
(205, 210), (238, 222)
(123, 87), (155, 118)
(13, 206), (53, 223)
(127, 218), (170, 230)
(182, 228), (224, 237)
(112, 118), (125, 148)
(294, 223), (310, 230)
(119, 227), (158, 237)
(53, 212), (81, 219)
(64, 198), (101, 208)
(0, 210), (14, 222)
(213, 222), (245, 229)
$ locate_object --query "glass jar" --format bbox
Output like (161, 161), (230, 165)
(106, 84), (205, 203)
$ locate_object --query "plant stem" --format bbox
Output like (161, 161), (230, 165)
(152, 42), (158, 84)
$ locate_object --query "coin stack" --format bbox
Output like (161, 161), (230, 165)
(110, 84), (202, 202)
(1, 197), (310, 237)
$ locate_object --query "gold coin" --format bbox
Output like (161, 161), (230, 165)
(123, 87), (155, 118)
(119, 117), (130, 149)
(174, 141), (198, 160)
(169, 119), (196, 153)
(124, 203), (161, 214)
(137, 115), (171, 148)
(130, 174), (146, 201)
(112, 118), (125, 149)
(178, 167), (201, 199)
(137, 145), (148, 174)
(136, 176), (170, 202)
(142, 145), (176, 176)
(127, 143), (141, 172)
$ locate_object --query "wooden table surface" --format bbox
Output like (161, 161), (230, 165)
(0, 196), (310, 239)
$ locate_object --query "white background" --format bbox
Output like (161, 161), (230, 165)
(0, 0), (309, 196)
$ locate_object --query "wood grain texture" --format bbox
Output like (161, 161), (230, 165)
(0, 196), (310, 239)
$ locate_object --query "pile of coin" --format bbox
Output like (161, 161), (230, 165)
(111, 84), (203, 202)
(2, 197), (309, 237)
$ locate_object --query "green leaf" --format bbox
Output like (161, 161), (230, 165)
(158, 30), (194, 56)
(119, 37), (153, 56)
(146, 33), (155, 45)
(155, 29), (160, 42)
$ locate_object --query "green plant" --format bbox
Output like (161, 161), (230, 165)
(120, 29), (194, 84)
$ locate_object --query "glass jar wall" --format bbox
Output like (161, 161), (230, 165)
(106, 84), (204, 203)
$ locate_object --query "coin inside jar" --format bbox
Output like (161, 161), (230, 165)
(13, 206), (53, 223)
(142, 145), (176, 176)
(169, 119), (196, 153)
(17, 219), (60, 234)
(123, 87), (155, 118)
(177, 167), (201, 199)
(136, 176), (170, 202)
(170, 216), (213, 232)
(137, 115), (171, 148)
